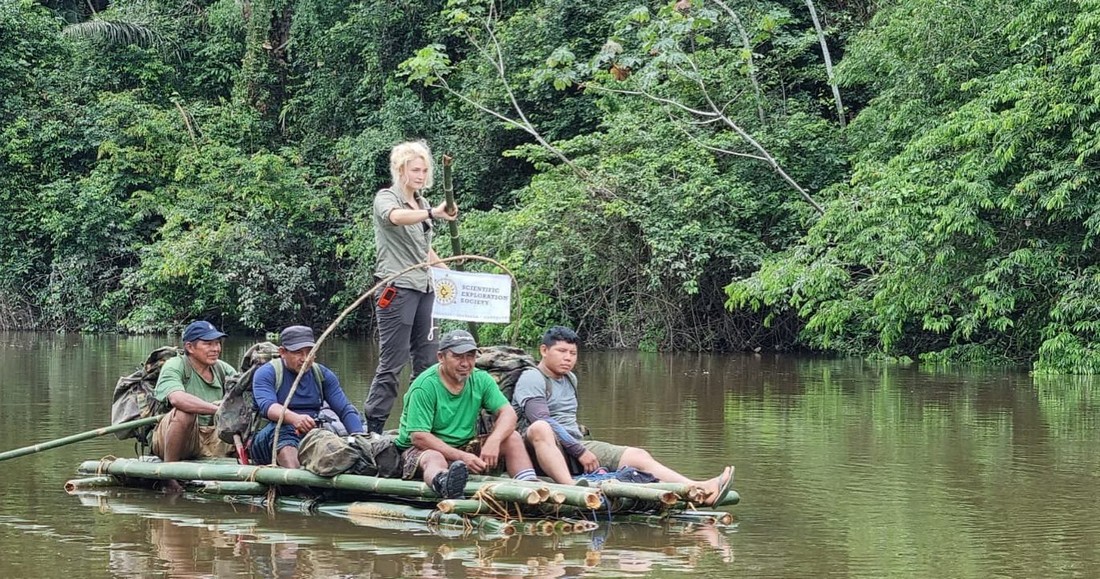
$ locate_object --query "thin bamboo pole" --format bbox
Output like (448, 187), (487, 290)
(63, 475), (120, 493)
(671, 489), (740, 509)
(0, 414), (165, 462)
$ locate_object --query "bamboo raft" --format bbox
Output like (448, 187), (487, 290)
(69, 457), (738, 538)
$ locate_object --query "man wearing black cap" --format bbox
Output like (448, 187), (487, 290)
(152, 321), (238, 482)
(249, 325), (366, 468)
(394, 329), (538, 499)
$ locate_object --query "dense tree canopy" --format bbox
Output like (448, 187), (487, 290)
(3, 0), (1099, 372)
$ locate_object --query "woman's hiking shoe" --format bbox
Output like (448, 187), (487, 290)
(432, 460), (468, 499)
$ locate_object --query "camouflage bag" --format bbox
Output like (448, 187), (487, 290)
(214, 342), (280, 445)
(474, 345), (580, 435)
(298, 428), (358, 476)
(475, 345), (537, 401)
(348, 433), (401, 478)
(110, 346), (183, 445)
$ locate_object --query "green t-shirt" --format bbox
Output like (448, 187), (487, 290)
(153, 355), (237, 426)
(395, 364), (508, 450)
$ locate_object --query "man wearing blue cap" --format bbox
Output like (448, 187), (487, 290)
(151, 321), (237, 486)
(249, 325), (366, 468)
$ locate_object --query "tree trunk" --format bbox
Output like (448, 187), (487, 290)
(805, 0), (845, 127)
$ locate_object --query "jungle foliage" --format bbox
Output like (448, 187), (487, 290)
(3, 0), (1099, 372)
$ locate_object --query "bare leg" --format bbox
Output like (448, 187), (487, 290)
(159, 410), (197, 463)
(500, 431), (535, 477)
(419, 450), (449, 486)
(276, 446), (300, 469)
(156, 409), (197, 493)
(525, 421), (574, 484)
(618, 447), (728, 500)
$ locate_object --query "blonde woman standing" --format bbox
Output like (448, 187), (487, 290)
(363, 141), (458, 433)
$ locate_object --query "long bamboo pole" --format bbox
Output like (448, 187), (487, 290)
(0, 414), (165, 462)
(77, 457), (547, 504)
(441, 154), (479, 342)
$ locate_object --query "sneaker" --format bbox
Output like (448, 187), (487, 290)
(431, 460), (468, 499)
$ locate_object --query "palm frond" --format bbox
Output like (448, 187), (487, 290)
(62, 19), (161, 49)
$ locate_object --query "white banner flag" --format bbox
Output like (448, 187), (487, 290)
(430, 269), (512, 323)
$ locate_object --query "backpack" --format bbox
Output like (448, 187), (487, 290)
(298, 429), (401, 478)
(111, 346), (226, 446)
(475, 345), (577, 401)
(214, 342), (280, 444)
(213, 345), (334, 445)
(474, 345), (580, 435)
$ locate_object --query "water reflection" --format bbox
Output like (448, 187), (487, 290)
(8, 334), (1100, 577)
(72, 489), (736, 578)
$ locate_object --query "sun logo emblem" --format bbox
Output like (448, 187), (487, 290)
(435, 278), (458, 305)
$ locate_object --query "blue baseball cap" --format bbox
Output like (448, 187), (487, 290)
(182, 320), (227, 343)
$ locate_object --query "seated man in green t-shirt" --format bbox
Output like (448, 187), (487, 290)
(394, 330), (539, 499)
(151, 321), (237, 484)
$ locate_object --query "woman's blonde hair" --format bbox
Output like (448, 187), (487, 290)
(390, 141), (434, 191)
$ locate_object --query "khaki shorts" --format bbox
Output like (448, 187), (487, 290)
(399, 437), (489, 479)
(580, 439), (626, 472)
(151, 409), (233, 460)
(523, 434), (627, 475)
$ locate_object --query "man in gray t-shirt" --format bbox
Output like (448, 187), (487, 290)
(516, 326), (734, 506)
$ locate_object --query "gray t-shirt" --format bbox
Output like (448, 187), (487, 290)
(373, 188), (433, 291)
(512, 367), (581, 438)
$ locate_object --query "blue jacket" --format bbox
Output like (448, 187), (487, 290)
(251, 361), (365, 433)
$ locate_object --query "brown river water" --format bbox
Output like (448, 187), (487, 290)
(1, 332), (1098, 578)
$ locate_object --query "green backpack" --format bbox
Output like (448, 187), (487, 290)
(474, 345), (579, 435)
(111, 347), (226, 446)
(214, 346), (326, 445)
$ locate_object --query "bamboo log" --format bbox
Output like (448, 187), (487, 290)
(437, 499), (493, 515)
(467, 475), (555, 502)
(636, 482), (705, 503)
(599, 481), (678, 505)
(467, 481), (541, 505)
(322, 502), (514, 536)
(671, 510), (735, 526)
(196, 481), (271, 495)
(470, 476), (600, 509)
(63, 475), (120, 493)
(0, 414), (165, 462)
(77, 458), (553, 506)
(671, 489), (740, 510)
(79, 458), (441, 499)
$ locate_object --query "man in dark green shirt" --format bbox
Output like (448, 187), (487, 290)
(151, 321), (237, 485)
